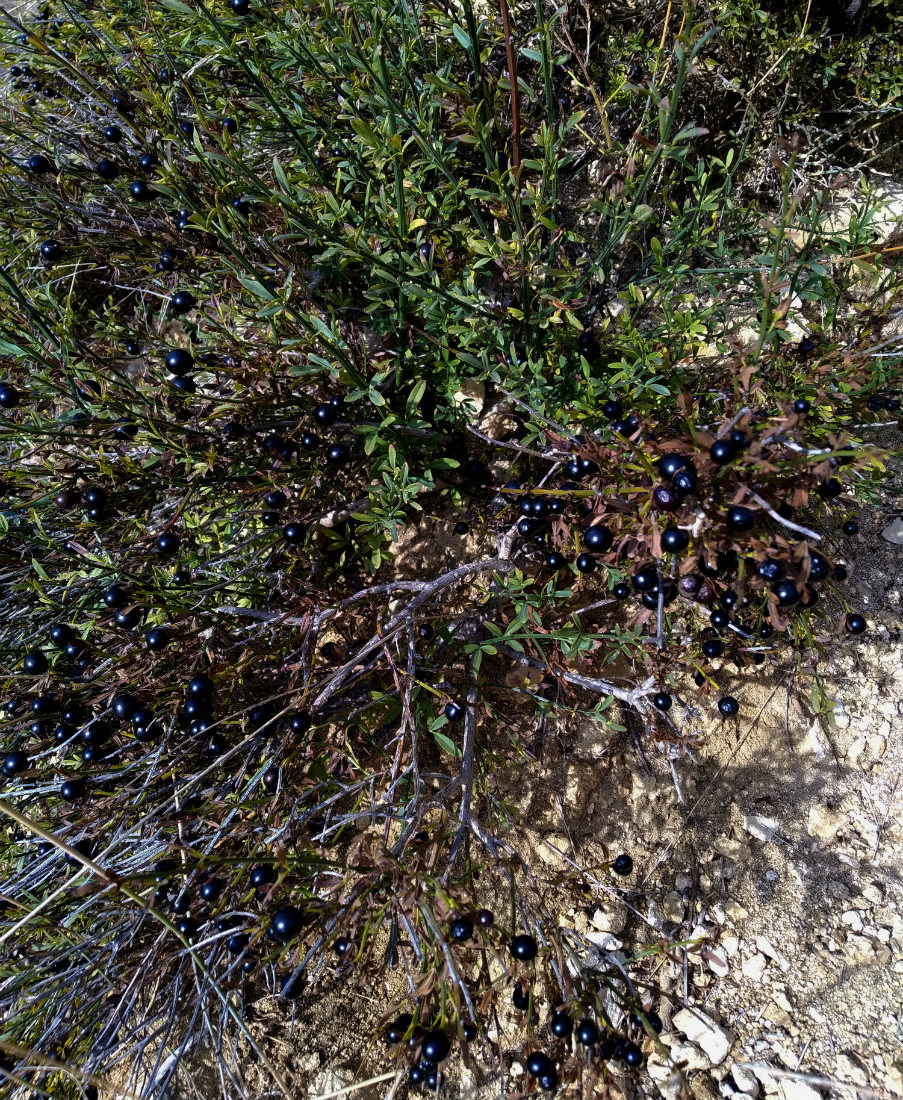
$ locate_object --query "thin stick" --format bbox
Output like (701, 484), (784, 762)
(312, 1070), (398, 1100)
(748, 491), (822, 541)
(311, 558), (517, 711)
(497, 644), (656, 706)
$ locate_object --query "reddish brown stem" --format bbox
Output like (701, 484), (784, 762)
(498, 0), (521, 179)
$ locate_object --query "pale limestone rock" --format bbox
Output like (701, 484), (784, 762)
(672, 1007), (734, 1065)
(663, 891), (686, 923)
(731, 1064), (760, 1095)
(881, 517), (903, 545)
(741, 953), (768, 982)
(756, 937), (790, 972)
(714, 838), (752, 862)
(743, 815), (780, 842)
(591, 907), (627, 935)
(807, 804), (843, 841)
(451, 379), (485, 417)
(725, 900), (750, 923)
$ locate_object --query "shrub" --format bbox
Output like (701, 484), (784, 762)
(0, 0), (899, 1096)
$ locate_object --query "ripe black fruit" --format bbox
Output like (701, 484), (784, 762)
(138, 151), (157, 171)
(41, 239), (63, 264)
(283, 523), (305, 544)
(575, 553), (596, 573)
(313, 402), (336, 426)
(576, 1019), (598, 1045)
(60, 778), (85, 801)
(726, 506), (755, 532)
(27, 153), (52, 173)
(661, 526), (689, 552)
(200, 878), (224, 902)
(171, 291), (195, 314)
(112, 694), (137, 721)
(250, 865), (274, 888)
(510, 934), (538, 961)
(550, 1012), (572, 1038)
(386, 1014), (414, 1045)
(165, 349), (194, 376)
(538, 1070), (558, 1091)
(188, 674), (214, 697)
(632, 567), (657, 592)
(845, 613), (867, 635)
(718, 696), (739, 717)
(146, 628), (170, 650)
(841, 519), (859, 536)
(711, 608), (730, 628)
(513, 984), (530, 1010)
(156, 532), (180, 554)
(23, 651), (48, 675)
(421, 1031), (450, 1062)
(527, 1052), (553, 1077)
(103, 124), (122, 142)
(264, 489), (287, 510)
(622, 1042), (643, 1067)
(658, 453), (691, 480)
(176, 917), (197, 939)
(653, 692), (672, 711)
(222, 117), (238, 134)
(0, 383), (20, 408)
(702, 638), (724, 659)
(232, 0), (250, 12)
(817, 478), (843, 499)
(773, 580), (800, 606)
(709, 439), (736, 465)
(476, 908), (494, 926)
(450, 915), (474, 942)
(462, 1022), (478, 1042)
(115, 607), (143, 629)
(517, 518), (534, 536)
(326, 443), (350, 465)
(453, 520), (469, 535)
(672, 468), (697, 494)
(96, 157), (118, 179)
(3, 751), (29, 776)
(103, 585), (127, 609)
(808, 550), (830, 581)
(546, 552), (565, 570)
(583, 525), (613, 552)
(793, 398), (810, 414)
(129, 180), (154, 202)
(269, 905), (305, 942)
(444, 701), (463, 722)
(758, 559), (782, 581)
(613, 582), (630, 599)
(612, 853), (633, 875)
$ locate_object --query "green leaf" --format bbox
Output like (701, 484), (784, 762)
(432, 730), (460, 757)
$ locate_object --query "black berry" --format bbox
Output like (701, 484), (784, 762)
(717, 695), (739, 717)
(612, 853), (633, 875)
(450, 915), (474, 942)
(845, 612), (866, 635)
(661, 526), (689, 552)
(269, 905), (305, 942)
(576, 1018), (598, 1045)
(510, 934), (538, 961)
(550, 1012), (572, 1039)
